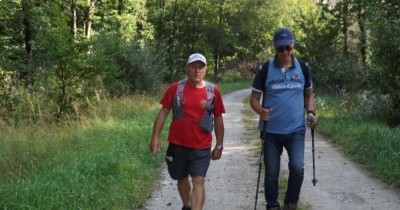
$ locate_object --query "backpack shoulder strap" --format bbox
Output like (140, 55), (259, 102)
(261, 59), (271, 86)
(204, 80), (215, 101)
(176, 79), (215, 102)
(172, 80), (187, 120)
(296, 58), (312, 89)
(297, 58), (309, 80)
(176, 79), (186, 100)
(204, 81), (215, 114)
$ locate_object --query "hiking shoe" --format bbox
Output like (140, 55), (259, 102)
(182, 206), (191, 210)
(283, 203), (297, 210)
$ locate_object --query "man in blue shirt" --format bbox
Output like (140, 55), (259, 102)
(250, 27), (318, 210)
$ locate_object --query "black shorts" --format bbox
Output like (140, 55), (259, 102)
(165, 143), (211, 180)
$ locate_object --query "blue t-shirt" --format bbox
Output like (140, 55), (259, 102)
(252, 57), (312, 134)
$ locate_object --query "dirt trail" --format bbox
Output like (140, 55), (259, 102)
(141, 89), (400, 210)
(298, 131), (400, 210)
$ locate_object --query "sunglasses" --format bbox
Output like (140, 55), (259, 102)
(276, 46), (293, 53)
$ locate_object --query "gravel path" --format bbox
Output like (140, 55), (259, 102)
(141, 89), (400, 210)
(298, 132), (400, 210)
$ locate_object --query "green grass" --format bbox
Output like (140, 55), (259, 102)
(218, 78), (252, 95)
(316, 94), (400, 189)
(0, 79), (251, 209)
(0, 96), (165, 209)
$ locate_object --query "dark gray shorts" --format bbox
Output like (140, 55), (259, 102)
(165, 143), (211, 180)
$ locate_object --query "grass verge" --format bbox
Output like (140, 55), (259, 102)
(217, 78), (252, 95)
(316, 94), (400, 189)
(0, 96), (165, 209)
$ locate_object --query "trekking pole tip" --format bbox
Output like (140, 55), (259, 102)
(312, 178), (317, 186)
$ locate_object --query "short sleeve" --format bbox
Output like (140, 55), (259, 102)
(212, 85), (225, 117)
(252, 61), (269, 93)
(301, 61), (313, 89)
(160, 82), (178, 109)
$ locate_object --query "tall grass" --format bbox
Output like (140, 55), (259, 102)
(0, 79), (251, 209)
(0, 95), (165, 209)
(316, 95), (400, 188)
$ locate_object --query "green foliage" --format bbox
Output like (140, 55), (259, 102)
(1, 0), (399, 126)
(148, 0), (213, 80)
(0, 0), (28, 73)
(0, 0), (163, 123)
(0, 70), (16, 118)
(303, 0), (400, 125)
(367, 2), (400, 125)
(86, 33), (125, 96)
(297, 3), (364, 92)
(95, 0), (153, 44)
(356, 91), (393, 122)
(217, 78), (252, 95)
(147, 0), (281, 80)
(117, 42), (166, 93)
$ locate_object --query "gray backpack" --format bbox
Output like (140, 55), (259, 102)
(172, 79), (215, 132)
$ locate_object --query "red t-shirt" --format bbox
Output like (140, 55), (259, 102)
(160, 81), (225, 149)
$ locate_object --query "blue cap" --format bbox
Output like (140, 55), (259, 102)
(273, 28), (294, 47)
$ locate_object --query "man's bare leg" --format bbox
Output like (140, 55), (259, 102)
(191, 176), (206, 210)
(178, 176), (191, 208)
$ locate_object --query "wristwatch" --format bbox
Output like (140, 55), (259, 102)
(216, 145), (223, 151)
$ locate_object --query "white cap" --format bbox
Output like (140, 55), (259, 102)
(187, 53), (207, 65)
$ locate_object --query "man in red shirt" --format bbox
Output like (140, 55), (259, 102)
(150, 53), (225, 210)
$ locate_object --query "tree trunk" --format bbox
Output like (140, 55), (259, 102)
(214, 49), (220, 81)
(357, 10), (367, 66)
(158, 0), (165, 9)
(71, 0), (77, 39)
(118, 0), (123, 15)
(168, 0), (179, 80)
(85, 0), (90, 38)
(341, 0), (349, 57)
(84, 0), (96, 39)
(214, 0), (224, 81)
(22, 0), (33, 85)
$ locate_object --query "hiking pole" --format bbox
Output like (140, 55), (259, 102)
(254, 136), (264, 210)
(255, 107), (269, 209)
(311, 128), (317, 186)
